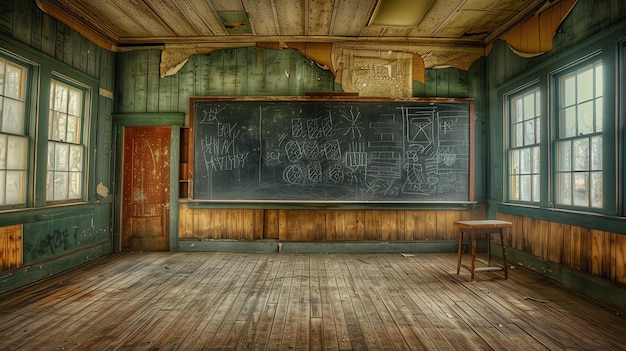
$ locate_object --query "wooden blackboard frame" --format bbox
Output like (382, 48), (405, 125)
(188, 96), (475, 205)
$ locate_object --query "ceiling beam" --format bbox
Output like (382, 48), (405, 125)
(116, 35), (484, 48)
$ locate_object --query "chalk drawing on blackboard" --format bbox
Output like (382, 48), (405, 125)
(192, 100), (472, 202)
(340, 106), (364, 139)
(322, 139), (341, 160)
(303, 141), (321, 160)
(200, 106), (225, 125)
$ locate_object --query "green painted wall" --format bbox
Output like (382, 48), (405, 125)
(486, 0), (626, 216)
(0, 0), (115, 294)
(115, 47), (488, 202)
(484, 0), (626, 307)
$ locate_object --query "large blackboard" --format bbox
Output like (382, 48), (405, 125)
(191, 98), (473, 202)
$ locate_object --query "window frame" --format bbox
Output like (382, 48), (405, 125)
(0, 38), (98, 212)
(550, 54), (610, 213)
(46, 75), (91, 204)
(504, 83), (542, 205)
(0, 50), (37, 210)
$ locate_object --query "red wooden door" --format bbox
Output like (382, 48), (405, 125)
(122, 127), (170, 251)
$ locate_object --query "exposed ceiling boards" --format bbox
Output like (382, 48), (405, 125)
(369, 0), (436, 27)
(35, 0), (577, 94)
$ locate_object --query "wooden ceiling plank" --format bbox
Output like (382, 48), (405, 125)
(143, 0), (200, 36)
(410, 0), (466, 36)
(331, 0), (377, 36)
(187, 0), (228, 36)
(307, 0), (335, 36)
(436, 9), (487, 38)
(464, 9), (517, 38)
(241, 0), (278, 35)
(274, 0), (306, 35)
(104, 0), (176, 37)
(169, 0), (218, 36)
(35, 0), (117, 49)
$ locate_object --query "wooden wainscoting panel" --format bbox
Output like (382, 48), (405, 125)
(0, 224), (23, 272)
(615, 233), (626, 284)
(264, 209), (280, 240)
(496, 212), (626, 284)
(181, 207), (490, 242)
(178, 203), (193, 239)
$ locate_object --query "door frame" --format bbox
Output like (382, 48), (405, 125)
(112, 112), (184, 252)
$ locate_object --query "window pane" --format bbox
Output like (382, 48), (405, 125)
(561, 106), (576, 137)
(69, 172), (81, 199)
(534, 91), (541, 117)
(531, 146), (540, 172)
(513, 98), (522, 123)
(557, 141), (571, 171)
(577, 101), (594, 134)
(595, 64), (603, 97)
(523, 120), (535, 145)
(2, 98), (25, 134)
(5, 63), (25, 100)
(52, 172), (68, 201)
(573, 172), (589, 206)
(67, 115), (80, 144)
(68, 88), (82, 116)
(591, 136), (602, 170)
(6, 135), (27, 169)
(5, 170), (24, 204)
(54, 83), (68, 113)
(520, 148), (530, 173)
(0, 134), (5, 168)
(523, 94), (535, 119)
(532, 175), (540, 202)
(595, 97), (603, 132)
(577, 67), (594, 102)
(69, 145), (82, 171)
(513, 122), (523, 147)
(573, 138), (589, 171)
(557, 173), (571, 205)
(520, 175), (531, 201)
(55, 142), (69, 171)
(561, 73), (576, 106)
(591, 171), (602, 208)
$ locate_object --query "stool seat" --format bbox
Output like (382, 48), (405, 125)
(455, 220), (511, 281)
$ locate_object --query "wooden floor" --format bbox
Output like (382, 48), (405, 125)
(0, 252), (625, 351)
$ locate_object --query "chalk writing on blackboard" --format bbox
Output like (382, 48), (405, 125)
(192, 100), (471, 202)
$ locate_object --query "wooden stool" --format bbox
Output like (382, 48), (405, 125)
(455, 220), (511, 281)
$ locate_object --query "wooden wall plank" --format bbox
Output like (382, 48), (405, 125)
(615, 233), (626, 284)
(0, 224), (23, 271)
(498, 213), (626, 284)
(146, 49), (161, 113)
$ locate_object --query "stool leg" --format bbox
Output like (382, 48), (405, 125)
(500, 230), (508, 279)
(470, 231), (476, 281)
(456, 229), (463, 275)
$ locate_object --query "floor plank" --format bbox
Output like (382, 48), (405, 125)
(0, 252), (625, 351)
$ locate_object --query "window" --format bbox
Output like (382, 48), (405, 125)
(0, 57), (29, 206)
(507, 86), (541, 203)
(554, 60), (603, 208)
(47, 78), (87, 202)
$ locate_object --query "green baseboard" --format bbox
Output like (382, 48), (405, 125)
(495, 244), (626, 312)
(0, 242), (111, 296)
(177, 240), (474, 254)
